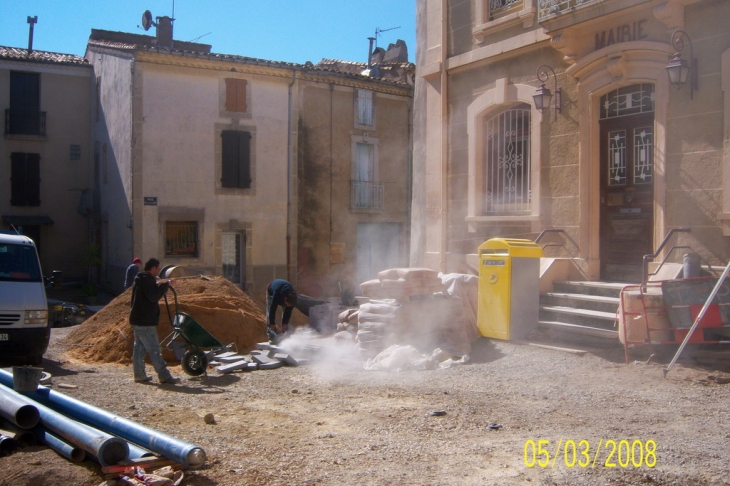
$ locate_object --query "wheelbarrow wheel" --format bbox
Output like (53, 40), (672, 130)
(181, 349), (208, 376)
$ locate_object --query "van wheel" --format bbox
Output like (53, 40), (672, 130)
(181, 350), (208, 376)
(27, 356), (43, 366)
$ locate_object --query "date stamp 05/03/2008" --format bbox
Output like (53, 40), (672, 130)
(523, 439), (657, 469)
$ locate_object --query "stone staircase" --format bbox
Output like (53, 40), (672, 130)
(538, 281), (629, 345)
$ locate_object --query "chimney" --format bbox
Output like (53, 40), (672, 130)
(27, 16), (38, 54)
(367, 37), (375, 70)
(155, 16), (174, 48)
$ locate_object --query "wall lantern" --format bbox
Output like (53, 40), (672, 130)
(666, 29), (698, 99)
(533, 64), (561, 121)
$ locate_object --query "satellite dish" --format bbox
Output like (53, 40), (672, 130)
(141, 10), (154, 31)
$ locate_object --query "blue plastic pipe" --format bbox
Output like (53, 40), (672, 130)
(0, 434), (17, 455)
(0, 370), (206, 468)
(0, 386), (40, 428)
(33, 426), (86, 463)
(0, 382), (127, 466)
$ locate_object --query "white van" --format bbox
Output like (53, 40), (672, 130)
(0, 232), (49, 365)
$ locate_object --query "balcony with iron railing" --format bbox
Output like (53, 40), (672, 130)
(538, 0), (606, 22)
(5, 109), (47, 136)
(350, 180), (384, 210)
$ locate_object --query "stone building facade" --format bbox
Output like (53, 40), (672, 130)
(413, 0), (730, 282)
(0, 46), (92, 280)
(86, 21), (414, 297)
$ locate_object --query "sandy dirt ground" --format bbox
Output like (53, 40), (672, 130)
(1, 321), (730, 486)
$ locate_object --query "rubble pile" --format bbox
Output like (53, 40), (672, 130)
(61, 276), (268, 364)
(343, 268), (478, 358)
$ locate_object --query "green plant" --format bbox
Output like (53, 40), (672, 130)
(80, 283), (98, 297)
(83, 243), (101, 284)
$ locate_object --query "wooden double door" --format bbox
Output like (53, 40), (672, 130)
(600, 112), (654, 282)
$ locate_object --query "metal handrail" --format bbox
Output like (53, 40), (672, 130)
(641, 227), (691, 283)
(535, 228), (565, 245)
(646, 245), (692, 280)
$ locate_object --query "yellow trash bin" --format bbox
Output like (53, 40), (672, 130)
(477, 238), (542, 340)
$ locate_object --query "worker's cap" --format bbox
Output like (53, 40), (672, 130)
(132, 257), (142, 264)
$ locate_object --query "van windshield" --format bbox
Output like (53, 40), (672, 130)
(0, 243), (42, 282)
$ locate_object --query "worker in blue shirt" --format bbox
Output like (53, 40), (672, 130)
(266, 279), (298, 343)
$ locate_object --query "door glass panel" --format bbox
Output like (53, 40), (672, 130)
(222, 233), (241, 284)
(607, 130), (626, 186)
(633, 127), (653, 185)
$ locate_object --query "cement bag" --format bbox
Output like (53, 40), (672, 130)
(364, 344), (429, 371)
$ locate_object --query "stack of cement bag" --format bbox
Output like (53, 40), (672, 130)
(360, 268), (446, 303)
(347, 268), (477, 358)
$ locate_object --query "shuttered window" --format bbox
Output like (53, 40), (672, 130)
(10, 152), (41, 206)
(225, 78), (248, 113)
(221, 130), (252, 189)
(357, 89), (373, 126)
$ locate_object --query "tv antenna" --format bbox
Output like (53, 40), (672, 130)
(373, 26), (400, 49)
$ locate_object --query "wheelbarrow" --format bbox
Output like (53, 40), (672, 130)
(160, 286), (237, 376)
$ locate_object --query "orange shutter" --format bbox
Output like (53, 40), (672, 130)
(236, 79), (247, 112)
(225, 78), (247, 113)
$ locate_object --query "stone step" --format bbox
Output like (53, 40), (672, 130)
(540, 292), (620, 314)
(552, 281), (629, 298)
(538, 320), (619, 340)
(539, 305), (617, 330)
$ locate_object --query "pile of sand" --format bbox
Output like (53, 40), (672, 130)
(62, 276), (269, 364)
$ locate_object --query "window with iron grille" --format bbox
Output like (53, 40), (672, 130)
(489, 0), (522, 20)
(10, 152), (41, 207)
(484, 105), (531, 214)
(351, 142), (383, 209)
(165, 221), (198, 257)
(221, 130), (252, 189)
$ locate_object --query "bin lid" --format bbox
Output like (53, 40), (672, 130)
(478, 238), (542, 258)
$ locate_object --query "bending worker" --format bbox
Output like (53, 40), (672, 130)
(266, 279), (298, 344)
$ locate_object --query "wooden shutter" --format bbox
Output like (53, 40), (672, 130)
(9, 152), (40, 206)
(225, 78), (247, 113)
(221, 130), (251, 189)
(238, 131), (251, 188)
(10, 153), (25, 206)
(26, 153), (41, 206)
(221, 130), (239, 187)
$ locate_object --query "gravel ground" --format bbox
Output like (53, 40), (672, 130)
(1, 326), (729, 486)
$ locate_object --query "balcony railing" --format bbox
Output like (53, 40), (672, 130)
(538, 0), (604, 22)
(5, 109), (47, 136)
(351, 180), (384, 209)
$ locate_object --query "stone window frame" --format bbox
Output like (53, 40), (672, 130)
(157, 207), (205, 263)
(466, 79), (543, 232)
(473, 0), (536, 43)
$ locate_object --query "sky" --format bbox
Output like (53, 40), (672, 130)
(0, 1), (416, 64)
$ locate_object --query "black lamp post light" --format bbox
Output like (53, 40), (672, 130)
(533, 64), (561, 121)
(666, 29), (698, 99)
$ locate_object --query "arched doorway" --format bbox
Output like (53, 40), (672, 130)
(599, 84), (655, 281)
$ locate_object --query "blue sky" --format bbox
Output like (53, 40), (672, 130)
(0, 1), (416, 64)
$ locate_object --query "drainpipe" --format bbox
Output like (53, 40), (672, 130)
(287, 70), (297, 282)
(439, 0), (448, 274)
